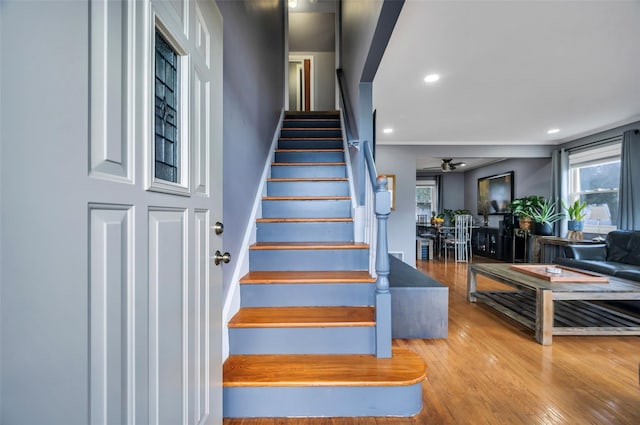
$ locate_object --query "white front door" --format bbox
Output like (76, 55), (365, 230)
(0, 1), (224, 424)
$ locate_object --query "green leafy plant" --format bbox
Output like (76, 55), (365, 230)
(562, 199), (588, 221)
(509, 195), (544, 218)
(530, 198), (565, 224)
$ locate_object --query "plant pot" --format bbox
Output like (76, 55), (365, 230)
(567, 220), (584, 232)
(533, 222), (553, 236)
(518, 217), (532, 231)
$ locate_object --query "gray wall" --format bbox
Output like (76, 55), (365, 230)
(217, 0), (285, 297)
(463, 158), (552, 228)
(376, 146), (418, 265)
(340, 0), (384, 137)
(442, 173), (465, 211)
(559, 120), (640, 150)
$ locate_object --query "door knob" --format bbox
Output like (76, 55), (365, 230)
(213, 222), (224, 235)
(214, 250), (231, 265)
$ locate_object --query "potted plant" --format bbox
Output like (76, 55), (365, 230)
(563, 199), (587, 235)
(509, 195), (544, 231)
(530, 198), (565, 236)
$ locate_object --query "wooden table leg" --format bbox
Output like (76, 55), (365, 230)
(536, 289), (553, 345)
(467, 267), (477, 302)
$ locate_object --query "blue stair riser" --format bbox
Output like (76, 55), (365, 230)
(223, 384), (423, 418)
(267, 180), (349, 197)
(250, 248), (368, 271)
(271, 165), (346, 178)
(284, 113), (339, 120)
(240, 283), (375, 307)
(256, 221), (354, 242)
(262, 199), (351, 218)
(280, 129), (342, 138)
(275, 150), (344, 163)
(278, 140), (343, 150)
(282, 119), (340, 128)
(228, 327), (375, 355)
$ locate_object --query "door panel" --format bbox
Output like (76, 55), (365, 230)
(0, 0), (223, 424)
(89, 205), (134, 425)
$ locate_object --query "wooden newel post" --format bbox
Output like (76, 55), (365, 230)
(375, 175), (392, 358)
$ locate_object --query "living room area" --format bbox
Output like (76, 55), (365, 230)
(372, 1), (639, 422)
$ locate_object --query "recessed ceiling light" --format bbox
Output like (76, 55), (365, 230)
(383, 128), (393, 134)
(288, 0), (297, 8)
(424, 74), (440, 83)
(547, 128), (560, 134)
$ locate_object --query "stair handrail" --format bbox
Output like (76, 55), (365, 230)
(336, 68), (358, 146)
(336, 68), (391, 357)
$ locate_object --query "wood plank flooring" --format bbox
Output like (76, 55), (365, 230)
(223, 258), (640, 424)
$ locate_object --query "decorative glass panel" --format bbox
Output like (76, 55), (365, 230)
(154, 31), (179, 183)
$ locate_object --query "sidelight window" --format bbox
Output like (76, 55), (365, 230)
(154, 31), (180, 183)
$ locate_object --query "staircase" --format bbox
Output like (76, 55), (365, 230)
(223, 111), (427, 418)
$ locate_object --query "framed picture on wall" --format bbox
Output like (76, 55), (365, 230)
(477, 171), (514, 214)
(381, 174), (396, 210)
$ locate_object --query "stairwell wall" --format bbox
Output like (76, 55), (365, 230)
(216, 0), (286, 299)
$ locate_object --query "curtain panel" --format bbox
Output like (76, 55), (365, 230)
(550, 148), (569, 237)
(618, 129), (640, 230)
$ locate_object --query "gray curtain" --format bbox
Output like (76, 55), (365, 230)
(550, 148), (569, 237)
(618, 129), (640, 230)
(435, 174), (444, 215)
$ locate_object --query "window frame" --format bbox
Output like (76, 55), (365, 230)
(416, 180), (437, 223)
(147, 15), (191, 196)
(568, 142), (621, 234)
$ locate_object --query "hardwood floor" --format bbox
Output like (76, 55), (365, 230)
(223, 258), (640, 424)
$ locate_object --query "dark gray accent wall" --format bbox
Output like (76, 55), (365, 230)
(442, 173), (466, 211)
(463, 158), (552, 226)
(289, 13), (335, 51)
(340, 0), (383, 135)
(216, 0), (285, 297)
(339, 1), (409, 204)
(558, 120), (640, 150)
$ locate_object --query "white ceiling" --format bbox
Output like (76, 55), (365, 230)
(374, 0), (640, 149)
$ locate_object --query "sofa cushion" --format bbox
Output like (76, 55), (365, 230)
(614, 269), (640, 281)
(553, 258), (624, 276)
(606, 231), (633, 262)
(622, 233), (640, 266)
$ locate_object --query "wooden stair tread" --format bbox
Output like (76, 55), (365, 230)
(223, 347), (427, 387)
(256, 217), (353, 223)
(271, 162), (346, 166)
(228, 306), (375, 328)
(262, 196), (350, 201)
(240, 270), (375, 284)
(267, 177), (348, 182)
(249, 242), (368, 250)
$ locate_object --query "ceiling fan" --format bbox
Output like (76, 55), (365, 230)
(422, 158), (467, 172)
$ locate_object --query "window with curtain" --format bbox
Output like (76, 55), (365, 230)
(416, 180), (437, 224)
(568, 141), (621, 234)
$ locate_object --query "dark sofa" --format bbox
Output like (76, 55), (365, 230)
(554, 230), (640, 281)
(554, 230), (640, 314)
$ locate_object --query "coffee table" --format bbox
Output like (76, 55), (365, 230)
(467, 263), (640, 345)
